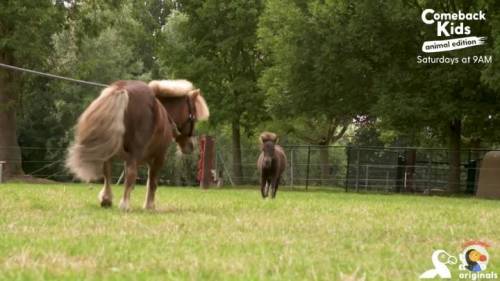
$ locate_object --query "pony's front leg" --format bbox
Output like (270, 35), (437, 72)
(99, 160), (113, 207)
(260, 175), (267, 198)
(119, 160), (137, 211)
(144, 158), (163, 210)
(271, 177), (280, 199)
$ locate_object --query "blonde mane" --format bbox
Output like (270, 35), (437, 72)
(260, 132), (278, 144)
(148, 79), (209, 121)
(148, 80), (195, 97)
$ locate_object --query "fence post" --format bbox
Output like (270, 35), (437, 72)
(345, 146), (351, 192)
(305, 145), (311, 191)
(217, 151), (234, 186)
(385, 171), (389, 190)
(365, 164), (369, 190)
(199, 135), (215, 189)
(0, 161), (5, 183)
(355, 148), (360, 192)
(426, 157), (431, 193)
(290, 149), (294, 188)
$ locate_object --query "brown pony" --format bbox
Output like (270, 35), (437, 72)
(66, 80), (209, 210)
(257, 132), (286, 199)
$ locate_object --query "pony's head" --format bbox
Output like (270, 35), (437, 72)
(260, 132), (278, 169)
(149, 80), (209, 154)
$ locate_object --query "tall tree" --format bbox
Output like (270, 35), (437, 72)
(128, 0), (175, 78)
(158, 0), (266, 184)
(257, 0), (383, 183)
(372, 0), (500, 192)
(0, 0), (64, 179)
(17, 1), (151, 179)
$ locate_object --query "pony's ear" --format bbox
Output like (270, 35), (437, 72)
(189, 89), (200, 98)
(259, 132), (278, 143)
(191, 89), (209, 121)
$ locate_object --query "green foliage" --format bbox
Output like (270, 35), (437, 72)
(17, 2), (151, 175)
(4, 0), (500, 181)
(257, 0), (383, 144)
(158, 0), (266, 131)
(481, 2), (500, 92)
(0, 0), (64, 66)
(372, 0), (500, 146)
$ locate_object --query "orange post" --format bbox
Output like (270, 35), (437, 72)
(198, 135), (215, 189)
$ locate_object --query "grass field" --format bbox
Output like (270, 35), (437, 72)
(0, 183), (499, 281)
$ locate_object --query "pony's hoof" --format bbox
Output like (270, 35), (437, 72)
(98, 190), (113, 208)
(119, 200), (130, 211)
(143, 203), (155, 210)
(100, 199), (112, 208)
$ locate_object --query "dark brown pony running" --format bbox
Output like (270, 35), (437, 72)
(66, 80), (209, 210)
(257, 132), (286, 199)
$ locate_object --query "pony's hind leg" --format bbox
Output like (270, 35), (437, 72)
(144, 157), (163, 210)
(99, 160), (113, 207)
(119, 159), (137, 211)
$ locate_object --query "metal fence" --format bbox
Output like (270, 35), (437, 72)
(2, 143), (499, 194)
(216, 145), (499, 193)
(344, 146), (496, 193)
(216, 145), (347, 188)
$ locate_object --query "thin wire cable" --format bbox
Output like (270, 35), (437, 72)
(30, 160), (64, 175)
(0, 62), (108, 88)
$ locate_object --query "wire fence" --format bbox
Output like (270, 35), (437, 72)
(215, 145), (500, 193)
(1, 144), (500, 194)
(0, 144), (199, 186)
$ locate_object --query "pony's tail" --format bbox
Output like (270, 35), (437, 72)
(66, 86), (129, 182)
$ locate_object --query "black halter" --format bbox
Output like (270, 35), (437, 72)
(169, 95), (196, 138)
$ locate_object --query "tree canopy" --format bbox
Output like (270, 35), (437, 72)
(0, 0), (499, 191)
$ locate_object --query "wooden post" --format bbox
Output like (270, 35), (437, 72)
(305, 146), (311, 191)
(199, 135), (216, 189)
(365, 165), (369, 190)
(355, 148), (361, 192)
(0, 161), (5, 183)
(345, 146), (351, 192)
(290, 149), (294, 188)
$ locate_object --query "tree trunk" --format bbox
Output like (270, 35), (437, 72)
(319, 144), (330, 186)
(231, 119), (243, 185)
(448, 119), (461, 193)
(0, 62), (24, 180)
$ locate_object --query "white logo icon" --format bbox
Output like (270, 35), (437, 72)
(420, 250), (457, 279)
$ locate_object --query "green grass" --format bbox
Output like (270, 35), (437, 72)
(0, 183), (499, 281)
